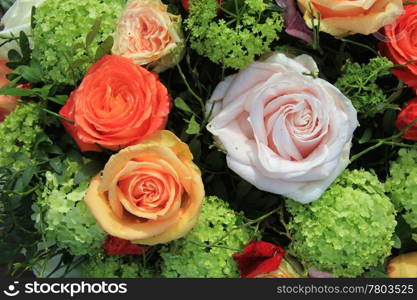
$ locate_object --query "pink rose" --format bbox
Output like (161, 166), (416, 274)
(206, 53), (358, 203)
(0, 59), (19, 122)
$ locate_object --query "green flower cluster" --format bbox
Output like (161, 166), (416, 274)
(287, 169), (396, 277)
(82, 255), (154, 278)
(32, 158), (105, 256)
(186, 0), (284, 70)
(335, 56), (395, 117)
(159, 196), (256, 278)
(386, 148), (417, 230)
(32, 0), (125, 85)
(0, 102), (44, 171)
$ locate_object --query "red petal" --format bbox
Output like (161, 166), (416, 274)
(232, 241), (285, 278)
(103, 235), (149, 255)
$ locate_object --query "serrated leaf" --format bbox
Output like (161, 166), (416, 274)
(86, 18), (101, 47)
(186, 115), (200, 135)
(174, 97), (193, 115)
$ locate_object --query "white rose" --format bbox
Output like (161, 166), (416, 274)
(206, 52), (358, 203)
(0, 0), (45, 59)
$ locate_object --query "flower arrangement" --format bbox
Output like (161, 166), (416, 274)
(0, 0), (417, 279)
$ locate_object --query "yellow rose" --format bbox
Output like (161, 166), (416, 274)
(85, 130), (205, 245)
(387, 252), (417, 278)
(297, 0), (404, 37)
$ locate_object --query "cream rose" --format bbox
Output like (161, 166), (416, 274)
(0, 0), (45, 59)
(112, 0), (184, 72)
(297, 0), (404, 37)
(206, 52), (358, 203)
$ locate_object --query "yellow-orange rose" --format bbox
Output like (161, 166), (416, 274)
(85, 130), (205, 245)
(297, 0), (404, 37)
(112, 0), (184, 72)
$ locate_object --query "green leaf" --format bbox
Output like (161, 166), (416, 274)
(0, 87), (34, 97)
(86, 18), (101, 47)
(186, 115), (200, 135)
(189, 138), (201, 162)
(95, 36), (113, 61)
(48, 95), (68, 105)
(21, 165), (36, 189)
(49, 157), (63, 174)
(8, 49), (22, 62)
(71, 58), (89, 69)
(19, 31), (30, 59)
(358, 128), (372, 144)
(31, 6), (37, 29)
(174, 97), (193, 115)
(74, 161), (103, 185)
(412, 233), (417, 243)
(391, 234), (401, 249)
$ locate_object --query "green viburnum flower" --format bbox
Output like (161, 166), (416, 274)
(32, 158), (105, 256)
(186, 0), (284, 70)
(335, 56), (395, 117)
(0, 102), (44, 170)
(159, 196), (256, 278)
(386, 148), (417, 230)
(287, 169), (396, 277)
(32, 0), (125, 85)
(82, 254), (155, 278)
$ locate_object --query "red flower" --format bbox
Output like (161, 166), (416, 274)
(396, 97), (417, 141)
(232, 241), (285, 278)
(380, 2), (417, 94)
(103, 235), (149, 255)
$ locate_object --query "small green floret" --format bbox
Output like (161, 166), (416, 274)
(386, 148), (417, 230)
(32, 158), (105, 256)
(186, 0), (284, 69)
(159, 196), (256, 278)
(82, 254), (154, 278)
(335, 56), (395, 117)
(287, 169), (396, 277)
(32, 0), (125, 85)
(0, 102), (44, 170)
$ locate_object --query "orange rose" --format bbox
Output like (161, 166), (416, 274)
(380, 1), (417, 94)
(59, 55), (171, 152)
(0, 59), (19, 122)
(112, 0), (184, 72)
(85, 130), (205, 245)
(297, 0), (404, 37)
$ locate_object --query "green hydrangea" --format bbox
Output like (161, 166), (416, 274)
(0, 102), (44, 170)
(32, 0), (125, 85)
(159, 196), (256, 278)
(335, 57), (395, 117)
(186, 0), (284, 69)
(287, 169), (396, 277)
(32, 158), (105, 256)
(386, 148), (417, 230)
(82, 255), (154, 278)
